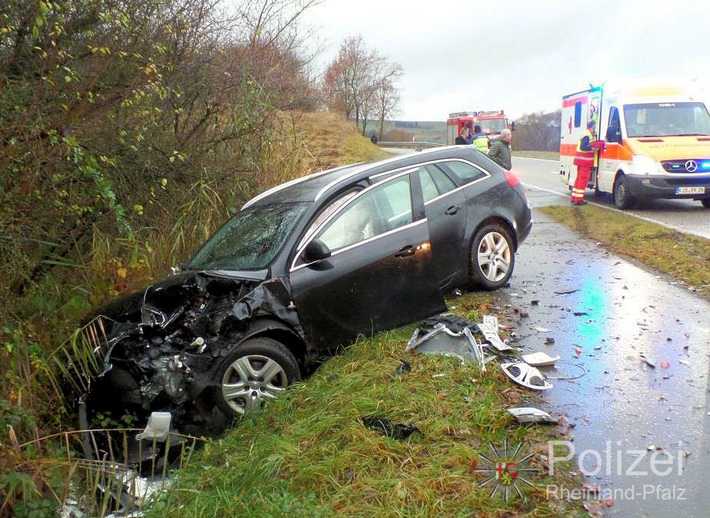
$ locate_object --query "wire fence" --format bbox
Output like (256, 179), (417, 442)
(8, 427), (206, 516)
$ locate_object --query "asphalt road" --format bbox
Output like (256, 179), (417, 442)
(501, 210), (710, 517)
(512, 156), (710, 239)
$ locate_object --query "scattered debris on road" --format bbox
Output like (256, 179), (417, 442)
(501, 361), (553, 391)
(361, 416), (419, 440)
(522, 352), (559, 367)
(508, 407), (558, 424)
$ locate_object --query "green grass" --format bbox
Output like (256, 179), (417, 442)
(541, 205), (710, 299)
(513, 151), (559, 161)
(149, 292), (582, 517)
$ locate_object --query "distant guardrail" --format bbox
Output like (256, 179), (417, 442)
(377, 141), (444, 149)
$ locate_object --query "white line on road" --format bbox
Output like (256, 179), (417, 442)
(522, 181), (703, 237)
(513, 156), (559, 163)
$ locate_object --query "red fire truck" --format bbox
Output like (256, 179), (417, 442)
(446, 110), (512, 144)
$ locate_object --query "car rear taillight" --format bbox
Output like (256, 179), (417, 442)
(505, 170), (521, 188)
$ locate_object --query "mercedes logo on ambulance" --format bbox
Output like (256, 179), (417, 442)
(685, 160), (698, 172)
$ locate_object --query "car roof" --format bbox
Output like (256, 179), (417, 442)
(242, 146), (485, 209)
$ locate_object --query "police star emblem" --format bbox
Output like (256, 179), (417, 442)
(475, 438), (540, 502)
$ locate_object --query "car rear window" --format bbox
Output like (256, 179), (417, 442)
(441, 161), (488, 184)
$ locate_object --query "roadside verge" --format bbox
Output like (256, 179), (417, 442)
(540, 205), (710, 299)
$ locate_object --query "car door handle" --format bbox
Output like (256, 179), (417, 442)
(394, 245), (415, 258)
(444, 205), (459, 215)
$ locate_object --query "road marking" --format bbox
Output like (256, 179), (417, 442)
(521, 182), (705, 238)
(513, 156), (559, 163)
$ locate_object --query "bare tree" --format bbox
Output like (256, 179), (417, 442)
(373, 65), (402, 140)
(323, 35), (402, 134)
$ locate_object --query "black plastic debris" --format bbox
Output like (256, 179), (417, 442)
(395, 360), (411, 376)
(554, 289), (579, 295)
(361, 416), (419, 440)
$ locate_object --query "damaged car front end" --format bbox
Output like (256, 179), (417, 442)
(84, 271), (307, 435)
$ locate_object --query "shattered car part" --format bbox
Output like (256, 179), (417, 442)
(500, 361), (553, 391)
(361, 416), (419, 440)
(477, 315), (513, 352)
(521, 352), (560, 367)
(406, 315), (488, 370)
(507, 407), (557, 424)
(135, 412), (172, 442)
(395, 360), (411, 376)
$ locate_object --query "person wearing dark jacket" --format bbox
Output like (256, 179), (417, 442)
(455, 126), (471, 145)
(488, 128), (512, 170)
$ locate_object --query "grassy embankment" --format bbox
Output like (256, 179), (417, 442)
(149, 292), (582, 517)
(512, 151), (559, 161)
(0, 112), (388, 514)
(541, 205), (710, 299)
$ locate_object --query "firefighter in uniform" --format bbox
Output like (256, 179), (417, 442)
(571, 120), (600, 205)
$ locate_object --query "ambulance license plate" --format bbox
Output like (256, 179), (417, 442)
(675, 186), (705, 195)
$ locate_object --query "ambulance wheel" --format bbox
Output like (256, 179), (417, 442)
(701, 199), (710, 208)
(613, 174), (635, 209)
(469, 224), (515, 290)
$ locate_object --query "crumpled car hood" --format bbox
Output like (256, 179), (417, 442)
(81, 270), (303, 435)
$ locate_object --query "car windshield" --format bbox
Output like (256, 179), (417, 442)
(623, 102), (710, 137)
(187, 202), (309, 271)
(478, 119), (507, 134)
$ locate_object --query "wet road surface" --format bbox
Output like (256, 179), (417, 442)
(512, 156), (710, 239)
(502, 195), (710, 516)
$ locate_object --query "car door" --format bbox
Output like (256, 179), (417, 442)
(289, 171), (446, 350)
(598, 106), (622, 193)
(417, 164), (468, 289)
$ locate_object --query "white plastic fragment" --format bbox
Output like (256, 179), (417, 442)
(508, 407), (557, 424)
(477, 315), (513, 352)
(136, 411), (172, 442)
(501, 361), (553, 391)
(522, 352), (560, 367)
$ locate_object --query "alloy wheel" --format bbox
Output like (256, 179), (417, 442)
(477, 231), (511, 283)
(221, 354), (288, 414)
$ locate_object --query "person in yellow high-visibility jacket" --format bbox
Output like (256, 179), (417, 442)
(571, 120), (601, 205)
(471, 124), (489, 154)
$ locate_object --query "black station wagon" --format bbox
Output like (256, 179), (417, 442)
(85, 146), (532, 434)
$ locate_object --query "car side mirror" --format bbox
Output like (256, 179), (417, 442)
(510, 121), (516, 132)
(303, 239), (331, 263)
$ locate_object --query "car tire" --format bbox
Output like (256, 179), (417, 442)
(215, 336), (300, 418)
(469, 223), (515, 290)
(613, 175), (635, 210)
(701, 199), (710, 208)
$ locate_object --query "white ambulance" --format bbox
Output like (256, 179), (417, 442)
(559, 84), (710, 209)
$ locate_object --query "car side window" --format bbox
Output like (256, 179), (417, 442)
(299, 190), (360, 248)
(441, 161), (487, 184)
(419, 165), (457, 203)
(426, 165), (457, 195)
(316, 176), (412, 252)
(419, 168), (440, 203)
(606, 107), (621, 143)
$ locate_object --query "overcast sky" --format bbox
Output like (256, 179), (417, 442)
(302, 0), (710, 120)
